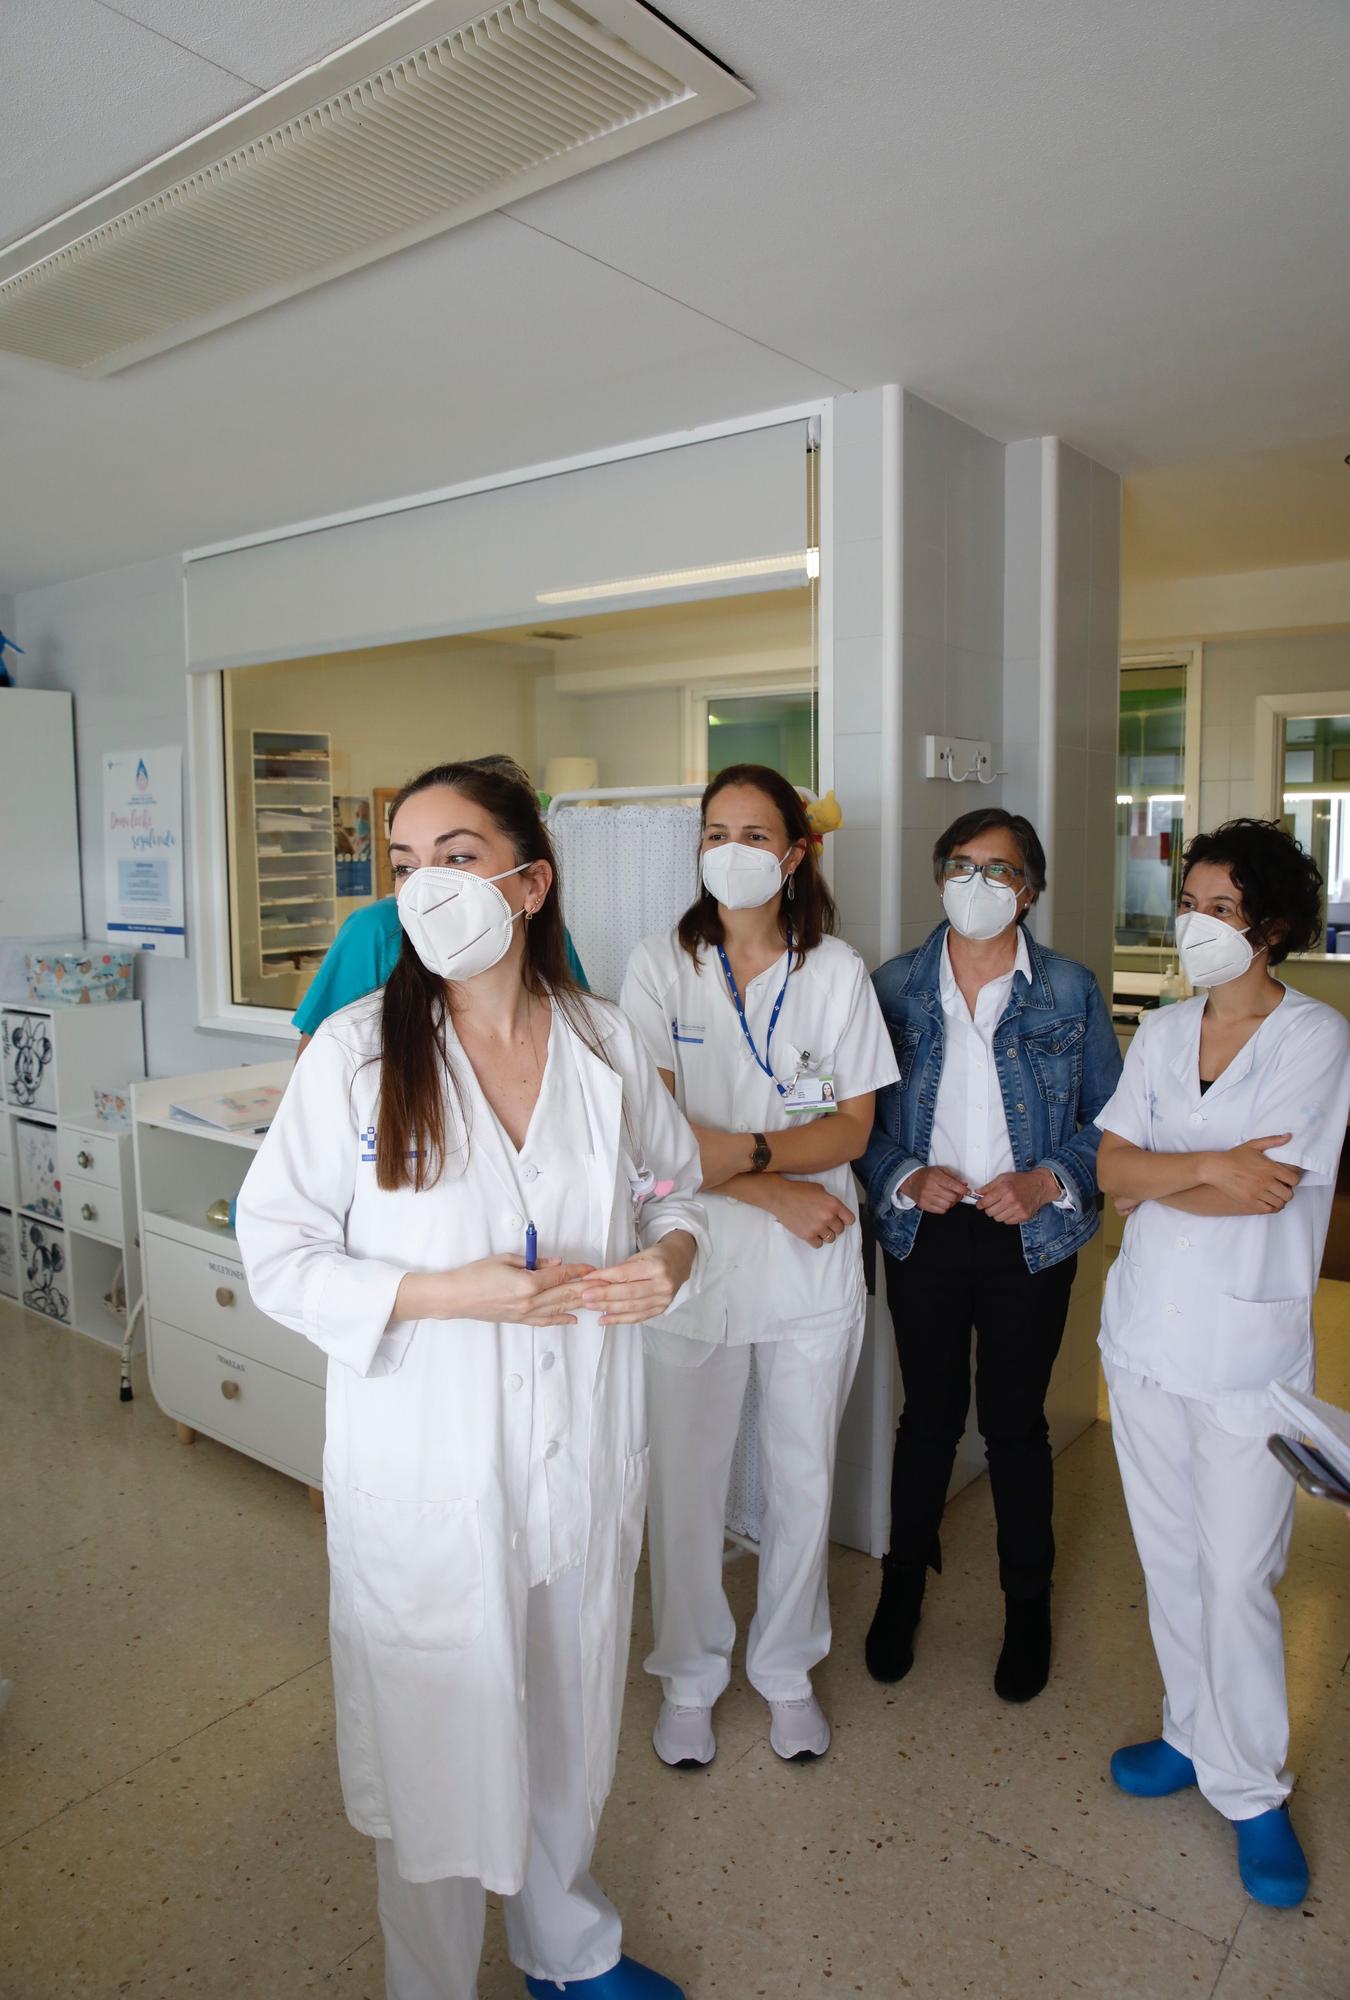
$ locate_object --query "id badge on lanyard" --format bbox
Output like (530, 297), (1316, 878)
(716, 937), (796, 1099)
(781, 1072), (837, 1117)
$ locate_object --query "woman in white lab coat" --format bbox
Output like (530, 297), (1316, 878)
(1095, 818), (1350, 1910)
(236, 761), (706, 2000)
(621, 764), (898, 1769)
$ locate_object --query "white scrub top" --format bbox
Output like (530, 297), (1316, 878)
(1096, 984), (1350, 1407)
(621, 929), (898, 1343)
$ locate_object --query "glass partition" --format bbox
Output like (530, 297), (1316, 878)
(1115, 664), (1188, 950)
(1281, 714), (1350, 953)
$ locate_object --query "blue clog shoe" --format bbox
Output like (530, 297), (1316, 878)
(1110, 1739), (1197, 1797)
(525, 1956), (684, 1998)
(1235, 1803), (1309, 1908)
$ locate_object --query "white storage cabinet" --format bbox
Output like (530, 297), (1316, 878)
(0, 999), (145, 1344)
(133, 1062), (324, 1507)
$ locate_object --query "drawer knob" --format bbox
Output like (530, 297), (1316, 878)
(77, 1150), (94, 1170)
(220, 1378), (241, 1400)
(215, 1286), (235, 1307)
(80, 1202), (96, 1222)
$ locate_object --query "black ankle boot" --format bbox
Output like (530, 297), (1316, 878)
(864, 1559), (927, 1684)
(994, 1589), (1052, 1703)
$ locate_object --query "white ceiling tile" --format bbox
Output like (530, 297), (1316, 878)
(107, 0), (414, 89)
(0, 0), (257, 247)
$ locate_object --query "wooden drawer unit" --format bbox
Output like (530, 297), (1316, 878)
(147, 1318), (324, 1488)
(144, 1229), (326, 1389)
(60, 1125), (123, 1193)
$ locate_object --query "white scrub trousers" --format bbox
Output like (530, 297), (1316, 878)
(1107, 1369), (1297, 1822)
(644, 1318), (865, 1707)
(376, 1566), (621, 2000)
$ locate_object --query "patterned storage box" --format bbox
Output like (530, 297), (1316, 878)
(25, 946), (135, 1006)
(16, 1119), (61, 1221)
(0, 1216), (17, 1299)
(2, 1010), (56, 1112)
(20, 1218), (69, 1323)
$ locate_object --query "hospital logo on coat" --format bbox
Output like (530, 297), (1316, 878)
(671, 1016), (705, 1045)
(360, 1124), (377, 1163)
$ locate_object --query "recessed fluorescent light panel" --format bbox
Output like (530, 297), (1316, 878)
(0, 0), (750, 374)
(537, 548), (819, 605)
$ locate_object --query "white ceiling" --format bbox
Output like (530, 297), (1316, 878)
(5, 0), (1350, 593)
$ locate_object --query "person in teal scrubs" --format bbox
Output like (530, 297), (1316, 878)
(293, 757), (587, 1048)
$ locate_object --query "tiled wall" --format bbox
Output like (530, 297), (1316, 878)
(828, 396), (1124, 1547)
(897, 394), (1008, 953)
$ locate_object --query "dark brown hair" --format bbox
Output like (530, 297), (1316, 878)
(1182, 817), (1323, 965)
(932, 808), (1047, 898)
(676, 763), (838, 969)
(375, 760), (590, 1191)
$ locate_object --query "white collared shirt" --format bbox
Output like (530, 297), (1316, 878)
(622, 930), (898, 1343)
(1096, 984), (1350, 1407)
(895, 929), (1075, 1210)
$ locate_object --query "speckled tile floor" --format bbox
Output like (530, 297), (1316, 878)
(2, 1290), (1348, 2000)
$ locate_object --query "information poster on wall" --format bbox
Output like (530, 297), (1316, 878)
(102, 747), (186, 956)
(333, 794), (373, 897)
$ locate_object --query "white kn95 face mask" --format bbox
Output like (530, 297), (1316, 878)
(942, 871), (1019, 942)
(701, 842), (788, 911)
(396, 862), (531, 980)
(1174, 909), (1262, 989)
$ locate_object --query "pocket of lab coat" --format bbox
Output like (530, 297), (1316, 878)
(349, 1489), (485, 1652)
(619, 1446), (650, 1578)
(1205, 1293), (1312, 1393)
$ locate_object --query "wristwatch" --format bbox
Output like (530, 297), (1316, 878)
(749, 1132), (772, 1174)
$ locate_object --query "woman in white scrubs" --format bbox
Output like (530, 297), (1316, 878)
(1095, 818), (1350, 1909)
(236, 762), (707, 2000)
(621, 764), (898, 1768)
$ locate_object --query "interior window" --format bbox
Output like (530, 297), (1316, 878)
(221, 587), (816, 1011)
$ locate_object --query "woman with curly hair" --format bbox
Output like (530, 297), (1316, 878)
(1095, 819), (1350, 1909)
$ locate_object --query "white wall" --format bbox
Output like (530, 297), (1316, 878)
(13, 558), (292, 1078)
(1123, 557), (1350, 645)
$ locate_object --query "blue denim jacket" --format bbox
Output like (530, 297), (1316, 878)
(858, 923), (1123, 1274)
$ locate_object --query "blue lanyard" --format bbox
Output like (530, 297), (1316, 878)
(716, 933), (793, 1095)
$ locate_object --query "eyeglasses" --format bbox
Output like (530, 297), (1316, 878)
(939, 858), (1025, 887)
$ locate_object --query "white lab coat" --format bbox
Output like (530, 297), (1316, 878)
(1095, 983), (1350, 1818)
(236, 992), (706, 1890)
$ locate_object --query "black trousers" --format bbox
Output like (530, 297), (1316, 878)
(882, 1205), (1077, 1599)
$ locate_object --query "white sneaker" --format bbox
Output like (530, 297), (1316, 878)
(653, 1700), (716, 1768)
(769, 1693), (831, 1762)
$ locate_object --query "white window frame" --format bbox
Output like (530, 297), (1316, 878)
(188, 399), (832, 1038)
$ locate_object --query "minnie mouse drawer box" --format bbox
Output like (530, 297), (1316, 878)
(3, 1011), (56, 1113)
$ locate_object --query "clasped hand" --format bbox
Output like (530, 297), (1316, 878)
(447, 1233), (697, 1329)
(905, 1164), (1059, 1224)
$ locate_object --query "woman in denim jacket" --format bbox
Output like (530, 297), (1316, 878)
(857, 809), (1122, 1701)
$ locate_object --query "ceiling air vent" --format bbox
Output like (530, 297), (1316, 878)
(0, 0), (750, 374)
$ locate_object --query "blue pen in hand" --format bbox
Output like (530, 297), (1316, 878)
(524, 1221), (538, 1272)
